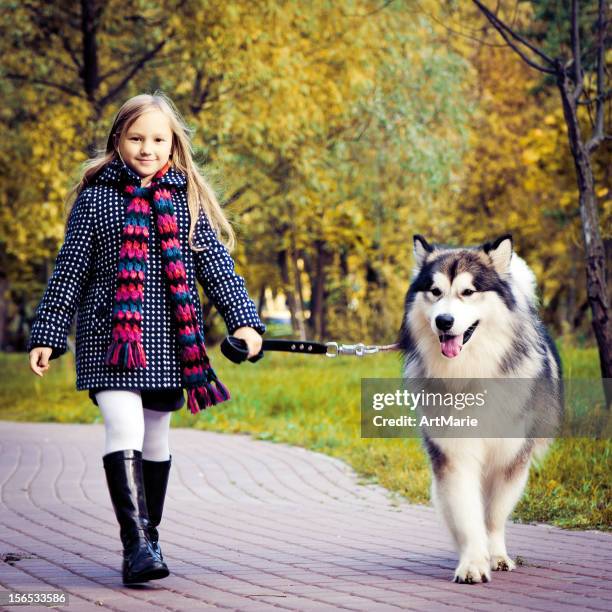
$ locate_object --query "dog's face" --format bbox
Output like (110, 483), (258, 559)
(408, 234), (515, 359)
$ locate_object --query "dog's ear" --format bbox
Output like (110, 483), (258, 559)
(482, 234), (513, 274)
(413, 235), (434, 267)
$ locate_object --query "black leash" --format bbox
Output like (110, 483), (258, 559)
(220, 336), (400, 364)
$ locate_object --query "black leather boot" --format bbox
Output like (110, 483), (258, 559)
(142, 455), (172, 562)
(102, 449), (169, 584)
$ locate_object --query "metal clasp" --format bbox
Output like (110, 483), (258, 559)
(326, 342), (339, 358)
(326, 342), (381, 357)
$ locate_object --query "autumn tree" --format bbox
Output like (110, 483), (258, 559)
(470, 0), (610, 393)
(0, 0), (470, 348)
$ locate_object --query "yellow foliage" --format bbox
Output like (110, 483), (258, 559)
(2, 0), (606, 343)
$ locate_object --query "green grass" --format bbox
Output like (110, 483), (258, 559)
(4, 339), (610, 530)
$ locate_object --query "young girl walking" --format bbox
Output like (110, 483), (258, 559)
(27, 92), (265, 585)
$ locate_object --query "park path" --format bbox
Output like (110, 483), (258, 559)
(0, 421), (610, 611)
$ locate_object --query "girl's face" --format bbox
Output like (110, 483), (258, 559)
(116, 110), (173, 186)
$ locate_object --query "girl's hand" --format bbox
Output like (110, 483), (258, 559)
(232, 327), (263, 360)
(29, 347), (52, 377)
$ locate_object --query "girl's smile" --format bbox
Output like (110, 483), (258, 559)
(115, 110), (173, 185)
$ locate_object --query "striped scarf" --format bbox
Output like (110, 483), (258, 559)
(105, 160), (230, 414)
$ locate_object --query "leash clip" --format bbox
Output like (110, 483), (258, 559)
(326, 342), (381, 357)
(325, 342), (339, 357)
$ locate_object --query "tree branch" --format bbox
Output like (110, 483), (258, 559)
(99, 49), (184, 82)
(5, 73), (82, 98)
(59, 33), (82, 72)
(577, 90), (611, 105)
(43, 52), (81, 76)
(570, 0), (584, 100)
(223, 183), (252, 207)
(586, 0), (607, 153)
(413, 0), (513, 49)
(190, 71), (224, 114)
(343, 0), (395, 18)
(97, 37), (168, 108)
(471, 0), (558, 75)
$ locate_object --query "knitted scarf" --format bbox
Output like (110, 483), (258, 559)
(104, 160), (230, 414)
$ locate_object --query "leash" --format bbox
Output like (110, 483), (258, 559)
(220, 336), (400, 364)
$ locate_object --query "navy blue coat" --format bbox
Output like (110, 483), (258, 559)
(27, 158), (265, 392)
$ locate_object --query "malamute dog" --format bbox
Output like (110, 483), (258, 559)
(399, 234), (562, 584)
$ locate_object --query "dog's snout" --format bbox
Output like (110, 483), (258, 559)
(435, 314), (454, 331)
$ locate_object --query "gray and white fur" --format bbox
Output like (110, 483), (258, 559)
(398, 234), (563, 584)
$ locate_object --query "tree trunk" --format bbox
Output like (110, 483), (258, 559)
(469, 0), (610, 406)
(256, 284), (266, 319)
(278, 249), (297, 334)
(558, 72), (611, 405)
(81, 0), (100, 104)
(0, 277), (7, 350)
(314, 242), (326, 340)
(302, 252), (316, 337)
(365, 259), (387, 342)
(307, 241), (330, 340)
(290, 244), (307, 340)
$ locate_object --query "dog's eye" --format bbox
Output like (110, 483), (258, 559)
(430, 288), (442, 297)
(462, 289), (475, 297)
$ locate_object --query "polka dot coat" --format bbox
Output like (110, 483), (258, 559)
(27, 158), (266, 392)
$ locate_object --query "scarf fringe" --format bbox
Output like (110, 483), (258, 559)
(187, 380), (231, 414)
(105, 340), (147, 368)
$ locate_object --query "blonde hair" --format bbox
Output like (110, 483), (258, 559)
(65, 91), (235, 252)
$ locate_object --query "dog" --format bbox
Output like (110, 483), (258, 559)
(398, 234), (563, 584)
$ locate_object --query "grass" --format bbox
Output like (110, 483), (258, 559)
(3, 340), (610, 530)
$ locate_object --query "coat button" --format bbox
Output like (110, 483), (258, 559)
(95, 305), (107, 319)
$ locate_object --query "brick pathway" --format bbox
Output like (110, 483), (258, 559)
(0, 422), (610, 611)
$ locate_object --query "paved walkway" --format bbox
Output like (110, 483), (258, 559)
(0, 422), (610, 612)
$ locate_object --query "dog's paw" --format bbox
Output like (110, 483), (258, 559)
(453, 558), (491, 584)
(490, 554), (516, 572)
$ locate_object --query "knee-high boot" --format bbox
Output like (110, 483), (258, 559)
(102, 449), (169, 584)
(142, 455), (172, 562)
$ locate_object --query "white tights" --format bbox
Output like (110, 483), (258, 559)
(96, 390), (171, 461)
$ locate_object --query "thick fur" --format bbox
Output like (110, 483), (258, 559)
(399, 235), (563, 584)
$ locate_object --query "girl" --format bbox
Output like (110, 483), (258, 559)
(27, 92), (265, 585)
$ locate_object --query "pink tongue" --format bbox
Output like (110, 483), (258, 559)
(441, 335), (463, 358)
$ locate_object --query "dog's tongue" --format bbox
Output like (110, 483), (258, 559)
(441, 335), (463, 358)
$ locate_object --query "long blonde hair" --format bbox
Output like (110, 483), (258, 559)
(65, 91), (235, 252)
